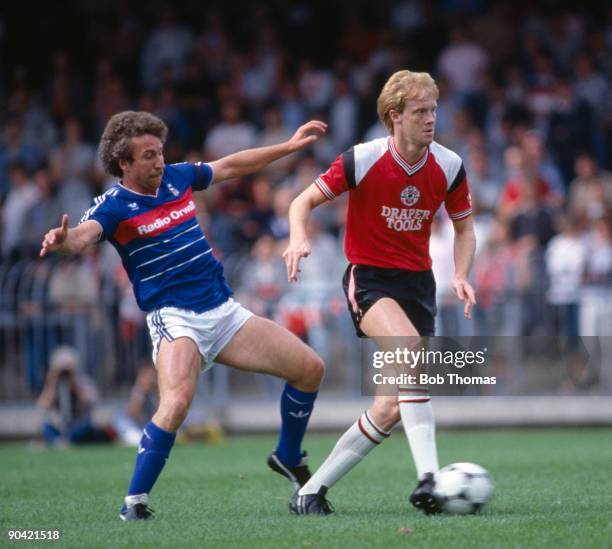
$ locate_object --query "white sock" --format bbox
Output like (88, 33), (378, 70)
(124, 493), (148, 507)
(398, 388), (439, 479)
(299, 411), (390, 495)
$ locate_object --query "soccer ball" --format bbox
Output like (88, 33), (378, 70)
(433, 462), (493, 515)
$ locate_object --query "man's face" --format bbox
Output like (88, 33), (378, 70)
(391, 92), (437, 148)
(120, 134), (164, 193)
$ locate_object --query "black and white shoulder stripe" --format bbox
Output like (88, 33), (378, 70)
(429, 141), (464, 192)
(353, 137), (389, 187)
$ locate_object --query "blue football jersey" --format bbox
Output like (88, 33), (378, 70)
(80, 162), (232, 312)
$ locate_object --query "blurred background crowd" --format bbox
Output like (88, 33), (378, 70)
(1, 1), (611, 401)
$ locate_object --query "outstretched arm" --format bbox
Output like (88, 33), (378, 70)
(208, 120), (327, 183)
(40, 215), (102, 257)
(282, 183), (327, 282)
(451, 216), (477, 319)
(37, 369), (59, 410)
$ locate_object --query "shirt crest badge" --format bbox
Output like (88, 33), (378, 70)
(167, 183), (180, 197)
(400, 185), (420, 207)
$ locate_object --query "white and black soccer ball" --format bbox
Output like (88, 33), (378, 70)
(433, 462), (493, 515)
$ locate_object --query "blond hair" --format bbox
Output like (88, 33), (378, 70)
(377, 70), (439, 132)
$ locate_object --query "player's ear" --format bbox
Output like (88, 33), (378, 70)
(389, 110), (402, 123)
(118, 158), (131, 173)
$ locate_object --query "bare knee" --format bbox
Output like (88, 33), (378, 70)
(369, 399), (400, 431)
(291, 351), (325, 392)
(154, 394), (192, 432)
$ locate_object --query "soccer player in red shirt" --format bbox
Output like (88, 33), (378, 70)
(283, 70), (476, 515)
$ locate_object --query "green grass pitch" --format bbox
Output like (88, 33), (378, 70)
(2, 429), (611, 548)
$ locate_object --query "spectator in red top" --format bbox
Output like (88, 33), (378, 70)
(498, 145), (554, 220)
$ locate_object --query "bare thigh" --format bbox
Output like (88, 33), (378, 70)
(215, 316), (324, 391)
(361, 297), (425, 363)
(360, 297), (420, 339)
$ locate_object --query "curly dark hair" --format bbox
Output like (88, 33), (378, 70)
(99, 111), (168, 177)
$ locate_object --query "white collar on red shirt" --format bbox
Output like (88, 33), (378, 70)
(388, 137), (429, 176)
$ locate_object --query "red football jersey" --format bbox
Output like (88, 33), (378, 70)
(315, 137), (472, 271)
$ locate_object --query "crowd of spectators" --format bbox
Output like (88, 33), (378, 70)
(1, 2), (611, 394)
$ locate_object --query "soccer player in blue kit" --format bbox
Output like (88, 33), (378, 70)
(40, 111), (328, 520)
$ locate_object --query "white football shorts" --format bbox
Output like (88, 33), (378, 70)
(146, 298), (253, 371)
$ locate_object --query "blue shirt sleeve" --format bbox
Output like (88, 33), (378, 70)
(166, 162), (213, 191)
(192, 162), (214, 191)
(79, 191), (120, 242)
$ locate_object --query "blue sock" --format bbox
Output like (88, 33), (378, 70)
(42, 423), (62, 446)
(275, 383), (317, 467)
(127, 421), (176, 496)
(68, 418), (95, 443)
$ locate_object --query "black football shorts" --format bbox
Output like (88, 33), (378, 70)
(342, 264), (436, 337)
